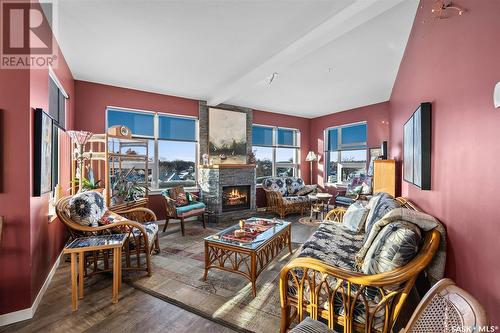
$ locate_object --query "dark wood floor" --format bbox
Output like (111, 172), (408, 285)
(0, 260), (236, 333)
(0, 217), (316, 333)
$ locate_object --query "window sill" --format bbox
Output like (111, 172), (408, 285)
(324, 182), (348, 188)
(148, 186), (200, 195)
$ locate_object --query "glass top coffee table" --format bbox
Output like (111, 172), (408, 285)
(203, 217), (292, 297)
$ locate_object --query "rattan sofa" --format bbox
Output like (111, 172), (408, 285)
(279, 197), (441, 333)
(262, 177), (318, 218)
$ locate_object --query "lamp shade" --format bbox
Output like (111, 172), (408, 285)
(67, 130), (93, 145)
(305, 151), (317, 162)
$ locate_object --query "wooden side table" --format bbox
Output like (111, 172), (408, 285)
(63, 234), (127, 311)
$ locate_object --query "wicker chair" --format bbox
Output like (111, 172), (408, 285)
(56, 196), (160, 276)
(401, 278), (489, 333)
(161, 186), (206, 236)
(279, 198), (441, 333)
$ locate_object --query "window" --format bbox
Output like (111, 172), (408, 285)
(106, 108), (197, 189)
(325, 122), (367, 183)
(252, 125), (300, 184)
(49, 74), (67, 129)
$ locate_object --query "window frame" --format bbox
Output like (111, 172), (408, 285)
(324, 121), (368, 184)
(253, 124), (300, 183)
(105, 106), (199, 190)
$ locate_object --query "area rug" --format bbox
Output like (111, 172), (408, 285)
(129, 225), (301, 333)
(298, 216), (322, 226)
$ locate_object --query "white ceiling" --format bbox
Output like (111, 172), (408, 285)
(52, 0), (419, 118)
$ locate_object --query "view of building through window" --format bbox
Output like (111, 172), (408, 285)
(325, 122), (367, 183)
(107, 108), (197, 189)
(252, 125), (300, 184)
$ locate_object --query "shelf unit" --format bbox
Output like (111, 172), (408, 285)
(71, 133), (150, 210)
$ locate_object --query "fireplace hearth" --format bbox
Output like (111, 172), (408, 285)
(222, 185), (251, 212)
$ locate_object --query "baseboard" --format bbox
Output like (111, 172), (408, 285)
(0, 251), (63, 327)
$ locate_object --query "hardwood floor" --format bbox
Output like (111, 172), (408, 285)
(0, 259), (236, 333)
(0, 216), (316, 333)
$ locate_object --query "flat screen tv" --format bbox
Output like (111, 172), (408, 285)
(403, 102), (431, 190)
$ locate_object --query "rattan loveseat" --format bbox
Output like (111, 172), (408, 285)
(262, 177), (318, 218)
(279, 197), (441, 333)
(56, 195), (160, 276)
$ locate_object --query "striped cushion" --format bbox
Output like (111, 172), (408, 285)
(289, 317), (337, 333)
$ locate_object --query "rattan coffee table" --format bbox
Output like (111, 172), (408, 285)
(203, 217), (292, 297)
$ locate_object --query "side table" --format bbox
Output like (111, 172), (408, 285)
(63, 234), (127, 311)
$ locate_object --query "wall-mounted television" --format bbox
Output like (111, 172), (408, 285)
(403, 102), (431, 190)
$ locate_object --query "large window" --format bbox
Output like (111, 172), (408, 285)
(252, 125), (300, 184)
(325, 122), (367, 183)
(107, 108), (197, 189)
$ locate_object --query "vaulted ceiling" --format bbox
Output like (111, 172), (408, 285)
(52, 0), (419, 118)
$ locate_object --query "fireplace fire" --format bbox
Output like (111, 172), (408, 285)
(222, 185), (251, 212)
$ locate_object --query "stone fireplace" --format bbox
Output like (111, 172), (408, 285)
(198, 165), (256, 221)
(197, 101), (257, 221)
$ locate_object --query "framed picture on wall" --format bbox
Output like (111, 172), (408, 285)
(403, 102), (431, 190)
(208, 108), (247, 164)
(33, 108), (53, 196)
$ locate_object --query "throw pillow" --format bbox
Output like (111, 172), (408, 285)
(361, 221), (422, 275)
(69, 191), (107, 227)
(342, 202), (369, 232)
(174, 192), (189, 207)
(364, 193), (400, 240)
(296, 184), (317, 196)
(285, 177), (305, 196)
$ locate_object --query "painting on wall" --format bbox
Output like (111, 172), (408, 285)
(208, 108), (247, 164)
(34, 108), (53, 196)
(403, 102), (431, 190)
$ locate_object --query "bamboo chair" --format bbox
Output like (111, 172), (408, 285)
(401, 278), (489, 333)
(56, 196), (160, 276)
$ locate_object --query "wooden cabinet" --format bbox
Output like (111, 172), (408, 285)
(373, 160), (396, 197)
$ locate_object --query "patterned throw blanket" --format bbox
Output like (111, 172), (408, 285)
(356, 207), (447, 285)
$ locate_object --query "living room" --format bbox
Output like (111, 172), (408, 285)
(0, 0), (498, 332)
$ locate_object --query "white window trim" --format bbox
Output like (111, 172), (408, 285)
(253, 124), (301, 182)
(324, 121), (368, 184)
(105, 107), (199, 190)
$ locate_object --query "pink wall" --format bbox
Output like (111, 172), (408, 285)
(309, 102), (390, 195)
(74, 81), (199, 133)
(389, 0), (500, 321)
(0, 0), (75, 315)
(0, 66), (32, 314)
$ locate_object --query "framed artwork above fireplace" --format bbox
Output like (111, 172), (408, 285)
(208, 108), (247, 165)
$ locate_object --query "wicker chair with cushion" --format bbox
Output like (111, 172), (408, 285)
(289, 278), (489, 333)
(56, 192), (160, 276)
(262, 177), (318, 218)
(280, 196), (444, 333)
(161, 186), (206, 236)
(335, 174), (372, 207)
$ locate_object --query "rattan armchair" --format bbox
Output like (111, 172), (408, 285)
(56, 196), (160, 276)
(401, 278), (488, 333)
(279, 198), (441, 333)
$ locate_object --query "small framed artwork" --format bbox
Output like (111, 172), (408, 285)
(368, 147), (382, 176)
(33, 108), (53, 196)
